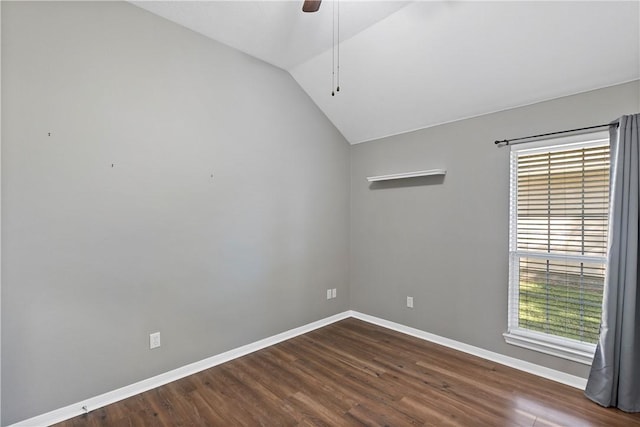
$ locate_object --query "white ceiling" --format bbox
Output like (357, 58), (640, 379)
(133, 1), (640, 144)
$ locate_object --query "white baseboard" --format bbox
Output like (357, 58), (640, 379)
(10, 310), (587, 426)
(349, 311), (588, 390)
(9, 311), (351, 427)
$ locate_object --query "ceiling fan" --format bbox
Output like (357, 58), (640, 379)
(302, 0), (322, 13)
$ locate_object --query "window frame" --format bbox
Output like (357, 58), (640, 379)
(504, 131), (610, 365)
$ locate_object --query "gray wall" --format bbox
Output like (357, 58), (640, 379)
(1, 2), (350, 424)
(350, 80), (640, 379)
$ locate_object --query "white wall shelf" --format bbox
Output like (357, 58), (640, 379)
(366, 169), (446, 182)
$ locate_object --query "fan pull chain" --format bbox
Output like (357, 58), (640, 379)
(336, 0), (340, 93)
(331, 0), (335, 96)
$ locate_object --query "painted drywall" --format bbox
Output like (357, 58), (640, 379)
(350, 80), (640, 379)
(1, 1), (350, 424)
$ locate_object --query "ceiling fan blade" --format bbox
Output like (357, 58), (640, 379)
(302, 0), (321, 13)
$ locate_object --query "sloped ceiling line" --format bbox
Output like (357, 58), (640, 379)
(132, 1), (640, 144)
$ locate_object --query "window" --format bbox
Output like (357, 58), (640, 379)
(504, 132), (610, 364)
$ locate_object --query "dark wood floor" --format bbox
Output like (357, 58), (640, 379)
(56, 318), (640, 426)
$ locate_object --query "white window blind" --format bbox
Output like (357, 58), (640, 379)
(506, 135), (610, 363)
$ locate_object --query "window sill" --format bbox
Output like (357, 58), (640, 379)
(503, 329), (595, 365)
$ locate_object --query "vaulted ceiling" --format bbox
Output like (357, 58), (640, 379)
(133, 1), (640, 144)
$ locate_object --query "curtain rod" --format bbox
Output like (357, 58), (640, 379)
(494, 122), (619, 147)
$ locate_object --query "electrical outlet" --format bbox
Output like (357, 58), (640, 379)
(332, 288), (337, 298)
(407, 296), (414, 308)
(327, 289), (332, 300)
(150, 332), (161, 349)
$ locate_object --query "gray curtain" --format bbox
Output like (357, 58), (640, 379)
(585, 114), (640, 412)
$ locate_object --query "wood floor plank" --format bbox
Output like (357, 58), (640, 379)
(54, 318), (640, 426)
